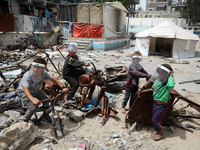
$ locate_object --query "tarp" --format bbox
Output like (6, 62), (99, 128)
(72, 23), (103, 38)
(72, 23), (89, 38)
(77, 4), (103, 25)
(90, 24), (103, 38)
(135, 20), (199, 41)
(135, 21), (199, 58)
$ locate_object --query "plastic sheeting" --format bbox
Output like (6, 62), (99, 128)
(135, 37), (197, 58)
(72, 23), (89, 38)
(77, 4), (103, 25)
(72, 23), (103, 38)
(172, 39), (196, 58)
(90, 24), (103, 38)
(135, 38), (150, 56)
(135, 20), (199, 41)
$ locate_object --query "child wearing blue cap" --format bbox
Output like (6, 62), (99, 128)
(62, 43), (90, 101)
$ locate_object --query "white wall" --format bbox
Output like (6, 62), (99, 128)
(104, 4), (126, 39)
(128, 18), (187, 28)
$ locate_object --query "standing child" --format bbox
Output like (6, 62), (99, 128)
(62, 43), (90, 101)
(121, 51), (150, 114)
(151, 64), (174, 141)
(18, 57), (68, 122)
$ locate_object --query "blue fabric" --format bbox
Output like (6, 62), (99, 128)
(4, 93), (19, 99)
(81, 92), (116, 111)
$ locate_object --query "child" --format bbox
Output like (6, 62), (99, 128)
(18, 57), (68, 122)
(62, 43), (90, 101)
(121, 51), (150, 114)
(151, 64), (174, 141)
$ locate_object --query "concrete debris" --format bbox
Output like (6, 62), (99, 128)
(4, 110), (21, 123)
(64, 109), (85, 122)
(97, 142), (109, 150)
(0, 122), (38, 150)
(25, 49), (36, 55)
(115, 50), (124, 54)
(54, 106), (63, 112)
(0, 116), (12, 131)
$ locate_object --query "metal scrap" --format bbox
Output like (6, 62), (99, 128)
(125, 80), (200, 132)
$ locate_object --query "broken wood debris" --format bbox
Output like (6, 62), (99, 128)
(125, 79), (200, 133)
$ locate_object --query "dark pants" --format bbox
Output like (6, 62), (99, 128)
(152, 102), (168, 131)
(64, 69), (85, 100)
(121, 87), (138, 108)
(19, 90), (51, 121)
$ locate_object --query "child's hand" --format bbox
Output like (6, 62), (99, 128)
(85, 63), (90, 67)
(33, 99), (41, 106)
(170, 71), (174, 77)
(152, 86), (155, 89)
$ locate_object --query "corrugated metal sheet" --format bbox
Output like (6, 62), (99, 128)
(0, 13), (15, 32)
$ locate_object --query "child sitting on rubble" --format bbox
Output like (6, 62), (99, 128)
(62, 43), (90, 101)
(151, 64), (174, 141)
(18, 57), (68, 123)
(121, 51), (150, 114)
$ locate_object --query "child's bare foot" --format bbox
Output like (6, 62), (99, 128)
(121, 108), (126, 114)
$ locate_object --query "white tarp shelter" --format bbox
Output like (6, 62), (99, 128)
(135, 20), (199, 58)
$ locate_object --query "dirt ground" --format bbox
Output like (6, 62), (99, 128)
(9, 40), (200, 150)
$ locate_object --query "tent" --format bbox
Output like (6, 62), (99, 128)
(135, 20), (199, 58)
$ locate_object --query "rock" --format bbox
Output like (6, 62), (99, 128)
(44, 139), (51, 144)
(65, 109), (84, 122)
(182, 88), (186, 91)
(0, 115), (8, 125)
(0, 122), (38, 150)
(4, 110), (20, 122)
(182, 61), (190, 64)
(126, 54), (132, 58)
(54, 106), (63, 112)
(0, 116), (12, 131)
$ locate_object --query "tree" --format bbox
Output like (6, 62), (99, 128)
(137, 6), (143, 11)
(180, 0), (200, 26)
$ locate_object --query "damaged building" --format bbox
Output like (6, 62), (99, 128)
(0, 0), (66, 49)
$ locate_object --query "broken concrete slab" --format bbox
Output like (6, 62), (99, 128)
(64, 109), (84, 122)
(0, 116), (12, 131)
(0, 122), (38, 150)
(4, 110), (21, 123)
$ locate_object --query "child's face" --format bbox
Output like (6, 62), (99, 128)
(158, 72), (165, 80)
(68, 51), (76, 57)
(132, 58), (141, 64)
(32, 66), (45, 76)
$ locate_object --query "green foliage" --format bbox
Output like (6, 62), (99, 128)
(180, 0), (200, 25)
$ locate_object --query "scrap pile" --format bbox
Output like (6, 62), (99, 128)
(125, 79), (200, 133)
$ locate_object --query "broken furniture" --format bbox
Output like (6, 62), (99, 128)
(125, 80), (200, 132)
(0, 49), (63, 94)
(78, 62), (118, 125)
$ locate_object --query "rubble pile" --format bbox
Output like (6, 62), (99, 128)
(0, 45), (200, 150)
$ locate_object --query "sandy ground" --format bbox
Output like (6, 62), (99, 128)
(4, 40), (200, 150)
